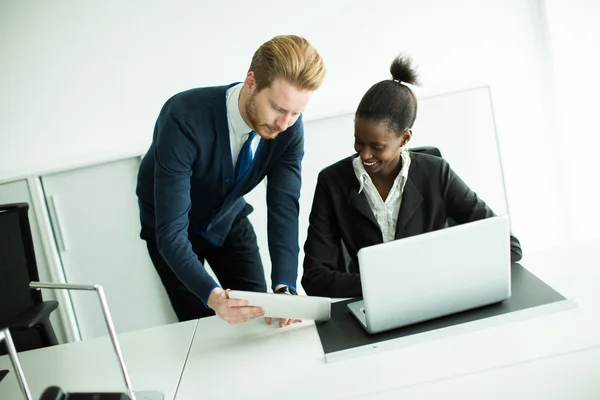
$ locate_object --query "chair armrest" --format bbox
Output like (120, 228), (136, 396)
(10, 301), (59, 330)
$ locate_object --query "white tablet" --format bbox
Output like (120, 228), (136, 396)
(228, 290), (332, 321)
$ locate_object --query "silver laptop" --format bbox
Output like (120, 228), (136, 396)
(348, 215), (512, 334)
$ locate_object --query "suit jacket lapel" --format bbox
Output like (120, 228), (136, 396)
(395, 177), (423, 239)
(246, 136), (270, 179)
(347, 186), (379, 228)
(212, 89), (234, 183)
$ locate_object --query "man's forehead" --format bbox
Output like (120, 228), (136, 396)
(263, 79), (308, 112)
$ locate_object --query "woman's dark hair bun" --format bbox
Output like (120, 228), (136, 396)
(390, 54), (420, 85)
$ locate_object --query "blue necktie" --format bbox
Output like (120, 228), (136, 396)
(234, 130), (257, 182)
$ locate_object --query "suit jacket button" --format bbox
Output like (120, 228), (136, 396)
(225, 178), (231, 183)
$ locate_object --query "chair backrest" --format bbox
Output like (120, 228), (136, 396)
(409, 146), (442, 158)
(408, 146), (457, 227)
(0, 203), (42, 328)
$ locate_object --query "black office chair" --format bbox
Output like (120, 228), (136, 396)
(408, 146), (458, 227)
(0, 203), (59, 354)
(409, 145), (442, 158)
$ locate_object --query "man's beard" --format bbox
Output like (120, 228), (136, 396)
(246, 94), (280, 139)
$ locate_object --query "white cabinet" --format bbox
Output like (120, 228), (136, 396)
(41, 158), (177, 340)
(0, 179), (67, 343)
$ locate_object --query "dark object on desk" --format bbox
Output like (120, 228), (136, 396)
(39, 386), (130, 400)
(0, 203), (59, 355)
(0, 369), (8, 385)
(316, 263), (570, 359)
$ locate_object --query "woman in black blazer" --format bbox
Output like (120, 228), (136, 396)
(301, 55), (523, 298)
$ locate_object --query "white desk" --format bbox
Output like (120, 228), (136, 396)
(176, 240), (600, 400)
(0, 320), (198, 400)
(358, 346), (600, 399)
(2, 241), (598, 400)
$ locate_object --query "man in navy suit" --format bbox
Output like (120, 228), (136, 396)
(136, 35), (325, 327)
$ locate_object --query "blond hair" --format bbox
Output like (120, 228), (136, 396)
(249, 35), (326, 92)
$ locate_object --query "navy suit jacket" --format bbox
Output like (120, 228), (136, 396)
(136, 84), (303, 304)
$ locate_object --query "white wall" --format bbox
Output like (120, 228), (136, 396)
(1, 0), (566, 258)
(544, 0), (600, 244)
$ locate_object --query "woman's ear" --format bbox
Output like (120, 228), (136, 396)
(402, 129), (413, 146)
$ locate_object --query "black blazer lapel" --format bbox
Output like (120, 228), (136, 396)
(347, 188), (379, 228)
(395, 177), (423, 239)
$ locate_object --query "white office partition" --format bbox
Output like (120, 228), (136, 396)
(410, 86), (509, 218)
(246, 86), (510, 291)
(40, 158), (178, 340)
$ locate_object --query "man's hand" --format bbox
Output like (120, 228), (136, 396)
(265, 284), (303, 327)
(265, 316), (301, 327)
(207, 288), (264, 324)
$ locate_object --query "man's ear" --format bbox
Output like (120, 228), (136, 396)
(244, 71), (257, 92)
(402, 129), (413, 146)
